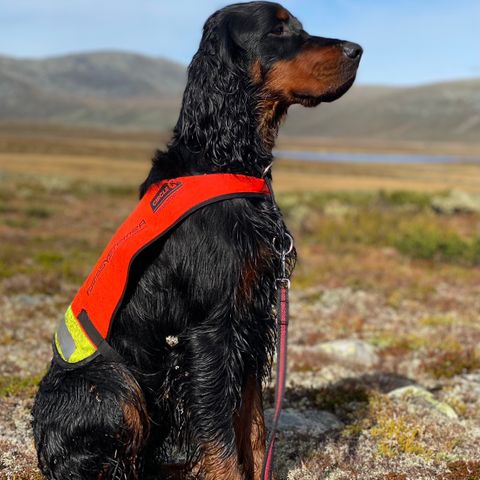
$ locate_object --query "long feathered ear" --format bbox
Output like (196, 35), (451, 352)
(171, 11), (267, 170)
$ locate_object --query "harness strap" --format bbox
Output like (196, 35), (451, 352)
(54, 173), (271, 366)
(261, 280), (290, 480)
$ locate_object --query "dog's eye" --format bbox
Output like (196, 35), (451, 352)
(270, 24), (285, 36)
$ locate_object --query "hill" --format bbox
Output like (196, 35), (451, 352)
(0, 51), (479, 142)
(284, 79), (480, 143)
(0, 51), (186, 130)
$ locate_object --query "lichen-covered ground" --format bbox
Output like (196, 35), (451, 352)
(1, 149), (480, 479)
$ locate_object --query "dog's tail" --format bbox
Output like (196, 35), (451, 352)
(32, 358), (149, 480)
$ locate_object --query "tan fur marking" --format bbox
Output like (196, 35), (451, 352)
(234, 378), (266, 480)
(255, 45), (352, 147)
(116, 369), (150, 480)
(256, 98), (288, 149)
(264, 45), (350, 99)
(238, 243), (274, 302)
(239, 258), (258, 302)
(276, 8), (290, 21)
(198, 444), (243, 480)
(122, 401), (148, 453)
(250, 59), (263, 84)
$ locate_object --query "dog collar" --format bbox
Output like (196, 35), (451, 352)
(54, 173), (270, 367)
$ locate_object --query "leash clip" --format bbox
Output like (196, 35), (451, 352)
(273, 233), (293, 291)
(276, 278), (291, 289)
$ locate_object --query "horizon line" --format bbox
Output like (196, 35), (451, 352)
(1, 48), (479, 89)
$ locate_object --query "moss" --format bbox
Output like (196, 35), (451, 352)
(12, 472), (44, 480)
(0, 260), (15, 279)
(445, 460), (480, 480)
(0, 332), (15, 346)
(444, 397), (468, 417)
(4, 218), (35, 229)
(369, 332), (428, 352)
(378, 190), (433, 208)
(422, 348), (480, 379)
(0, 373), (43, 398)
(0, 202), (18, 214)
(33, 251), (64, 268)
(315, 385), (370, 412)
(24, 206), (51, 219)
(370, 414), (430, 458)
(30, 248), (96, 284)
(384, 474), (408, 480)
(420, 314), (456, 327)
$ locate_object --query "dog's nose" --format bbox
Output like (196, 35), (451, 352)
(342, 42), (363, 60)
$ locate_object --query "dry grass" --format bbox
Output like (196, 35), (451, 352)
(1, 124), (479, 193)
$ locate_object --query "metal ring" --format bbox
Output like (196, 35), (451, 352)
(272, 233), (294, 255)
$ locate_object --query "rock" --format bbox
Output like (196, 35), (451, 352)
(461, 373), (480, 383)
(265, 408), (343, 435)
(317, 339), (379, 367)
(315, 287), (353, 313)
(432, 190), (480, 214)
(388, 385), (458, 419)
(11, 294), (50, 308)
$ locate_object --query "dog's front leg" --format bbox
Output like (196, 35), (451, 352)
(185, 324), (243, 480)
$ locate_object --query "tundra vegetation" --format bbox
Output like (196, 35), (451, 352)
(0, 126), (479, 479)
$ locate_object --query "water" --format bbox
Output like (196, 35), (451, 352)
(274, 149), (480, 164)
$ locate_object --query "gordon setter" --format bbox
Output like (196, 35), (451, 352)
(32, 2), (362, 479)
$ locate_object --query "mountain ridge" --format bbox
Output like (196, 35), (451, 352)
(0, 51), (478, 142)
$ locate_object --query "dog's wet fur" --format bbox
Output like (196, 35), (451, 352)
(32, 2), (361, 478)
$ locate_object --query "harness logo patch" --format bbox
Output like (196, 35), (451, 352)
(150, 180), (183, 212)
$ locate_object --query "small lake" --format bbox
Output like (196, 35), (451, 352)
(274, 150), (480, 164)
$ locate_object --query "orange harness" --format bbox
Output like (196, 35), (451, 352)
(54, 174), (270, 366)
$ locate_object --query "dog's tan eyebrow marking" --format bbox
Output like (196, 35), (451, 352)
(276, 8), (289, 21)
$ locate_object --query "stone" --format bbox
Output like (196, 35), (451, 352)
(264, 408), (344, 436)
(388, 385), (458, 419)
(11, 294), (50, 308)
(317, 339), (379, 367)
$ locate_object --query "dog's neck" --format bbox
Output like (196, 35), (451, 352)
(140, 66), (288, 193)
(167, 68), (288, 177)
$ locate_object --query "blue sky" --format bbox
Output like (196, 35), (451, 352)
(0, 0), (478, 85)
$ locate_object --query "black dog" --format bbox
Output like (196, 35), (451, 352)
(32, 2), (361, 479)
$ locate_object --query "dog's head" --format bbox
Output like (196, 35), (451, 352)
(173, 1), (362, 169)
(197, 1), (362, 108)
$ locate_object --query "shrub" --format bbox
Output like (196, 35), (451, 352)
(393, 223), (479, 265)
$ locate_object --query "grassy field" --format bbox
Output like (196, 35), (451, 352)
(0, 125), (480, 479)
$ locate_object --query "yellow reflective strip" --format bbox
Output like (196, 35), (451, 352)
(64, 305), (96, 363)
(54, 331), (67, 361)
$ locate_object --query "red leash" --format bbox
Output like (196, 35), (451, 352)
(261, 233), (292, 480)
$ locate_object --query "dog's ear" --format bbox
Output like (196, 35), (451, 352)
(198, 11), (239, 71)
(172, 11), (257, 167)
